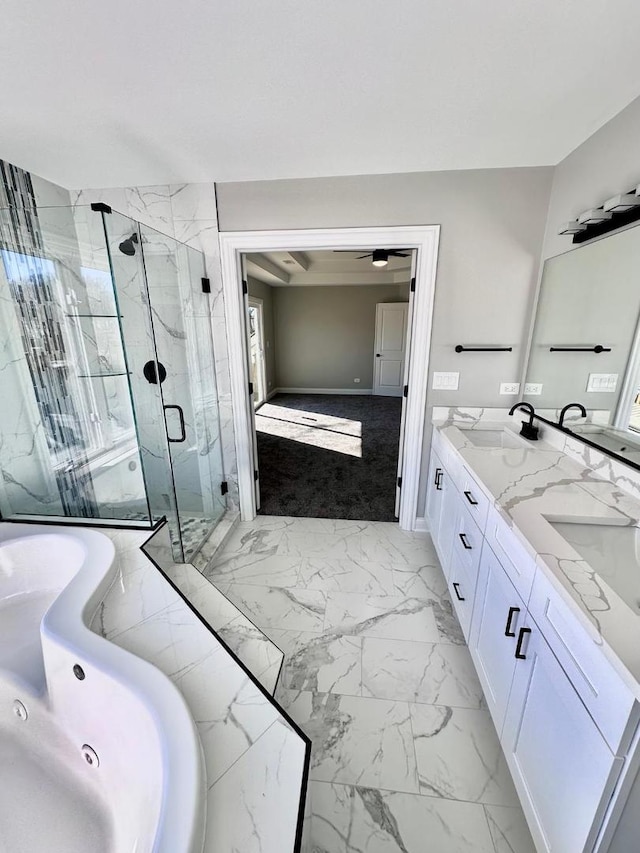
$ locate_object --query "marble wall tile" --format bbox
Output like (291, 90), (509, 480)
(277, 690), (418, 793)
(268, 629), (362, 695)
(361, 638), (484, 708)
(323, 592), (441, 643)
(410, 704), (519, 807)
(306, 781), (497, 853)
(126, 185), (174, 234)
(169, 184), (217, 222)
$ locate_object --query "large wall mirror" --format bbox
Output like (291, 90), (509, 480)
(524, 223), (640, 465)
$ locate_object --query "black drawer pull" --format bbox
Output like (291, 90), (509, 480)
(435, 468), (443, 490)
(515, 627), (531, 660)
(464, 490), (478, 506)
(452, 582), (465, 601)
(458, 532), (472, 550)
(504, 606), (520, 637)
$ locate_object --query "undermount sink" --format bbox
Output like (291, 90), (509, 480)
(461, 428), (528, 449)
(548, 520), (640, 613)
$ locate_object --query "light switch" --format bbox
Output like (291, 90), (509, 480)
(524, 383), (543, 395)
(432, 372), (460, 391)
(499, 382), (520, 395)
(586, 373), (618, 393)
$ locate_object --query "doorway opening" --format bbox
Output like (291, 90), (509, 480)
(219, 226), (439, 530)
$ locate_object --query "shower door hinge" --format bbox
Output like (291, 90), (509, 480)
(242, 280), (248, 295)
(90, 202), (112, 214)
(201, 277), (211, 293)
(410, 276), (416, 292)
(403, 384), (408, 397)
(220, 481), (228, 496)
(397, 476), (402, 488)
(254, 469), (259, 482)
(248, 381), (254, 396)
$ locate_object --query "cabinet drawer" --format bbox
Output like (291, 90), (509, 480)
(456, 466), (490, 530)
(529, 568), (639, 755)
(448, 553), (476, 640)
(485, 505), (537, 604)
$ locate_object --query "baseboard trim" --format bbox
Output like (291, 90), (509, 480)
(413, 516), (429, 533)
(265, 389), (279, 402)
(275, 387), (374, 396)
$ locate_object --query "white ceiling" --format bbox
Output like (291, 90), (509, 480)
(2, 1), (640, 189)
(246, 250), (412, 286)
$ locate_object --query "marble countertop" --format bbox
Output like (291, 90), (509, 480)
(433, 409), (640, 697)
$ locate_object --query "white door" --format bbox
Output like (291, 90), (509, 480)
(469, 545), (523, 734)
(241, 259), (261, 510)
(248, 298), (266, 407)
(373, 302), (409, 397)
(502, 625), (622, 853)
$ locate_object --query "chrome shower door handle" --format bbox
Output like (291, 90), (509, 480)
(164, 405), (186, 443)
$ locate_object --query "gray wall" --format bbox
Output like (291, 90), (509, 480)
(543, 95), (640, 260)
(247, 276), (277, 394)
(272, 284), (408, 390)
(216, 166), (553, 514)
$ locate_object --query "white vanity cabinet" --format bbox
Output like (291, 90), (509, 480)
(427, 430), (640, 853)
(470, 542), (528, 733)
(502, 623), (623, 853)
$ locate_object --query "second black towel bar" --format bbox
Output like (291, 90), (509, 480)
(455, 345), (513, 353)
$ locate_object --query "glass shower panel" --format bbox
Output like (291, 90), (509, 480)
(139, 223), (226, 561)
(0, 205), (151, 522)
(98, 209), (178, 532)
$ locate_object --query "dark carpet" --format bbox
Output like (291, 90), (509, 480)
(255, 393), (402, 521)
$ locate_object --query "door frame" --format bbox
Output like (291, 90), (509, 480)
(218, 225), (440, 531)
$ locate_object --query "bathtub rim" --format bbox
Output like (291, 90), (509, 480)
(0, 523), (206, 853)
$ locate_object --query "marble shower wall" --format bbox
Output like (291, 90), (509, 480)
(70, 183), (238, 512)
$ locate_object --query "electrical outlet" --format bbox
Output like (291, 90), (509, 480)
(524, 383), (543, 395)
(499, 382), (520, 395)
(432, 372), (459, 391)
(354, 378), (361, 384)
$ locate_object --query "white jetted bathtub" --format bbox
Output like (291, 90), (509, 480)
(0, 524), (206, 853)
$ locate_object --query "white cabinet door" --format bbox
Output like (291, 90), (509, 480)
(470, 544), (524, 735)
(503, 626), (623, 853)
(426, 447), (444, 541)
(435, 472), (459, 578)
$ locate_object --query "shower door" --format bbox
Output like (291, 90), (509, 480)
(102, 209), (226, 562)
(138, 224), (226, 561)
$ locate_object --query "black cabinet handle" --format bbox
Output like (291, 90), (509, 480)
(504, 606), (520, 637)
(458, 532), (472, 550)
(464, 490), (478, 506)
(164, 404), (186, 443)
(452, 582), (465, 601)
(515, 627), (531, 659)
(435, 468), (443, 490)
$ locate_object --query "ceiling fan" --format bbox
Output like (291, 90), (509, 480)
(333, 249), (410, 267)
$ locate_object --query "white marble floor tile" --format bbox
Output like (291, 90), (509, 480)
(410, 704), (520, 807)
(484, 804), (537, 853)
(306, 781), (496, 853)
(361, 638), (484, 708)
(391, 563), (448, 600)
(277, 531), (363, 560)
(323, 592), (441, 643)
(207, 552), (302, 588)
(276, 690), (418, 793)
(299, 557), (395, 595)
(268, 629), (362, 695)
(206, 719), (305, 853)
(224, 583), (326, 631)
(222, 525), (284, 557)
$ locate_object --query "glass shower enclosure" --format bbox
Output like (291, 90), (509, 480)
(0, 201), (226, 562)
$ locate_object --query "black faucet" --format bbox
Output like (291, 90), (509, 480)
(509, 402), (539, 441)
(558, 403), (587, 429)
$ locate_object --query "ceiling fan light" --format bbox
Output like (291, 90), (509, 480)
(371, 249), (388, 267)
